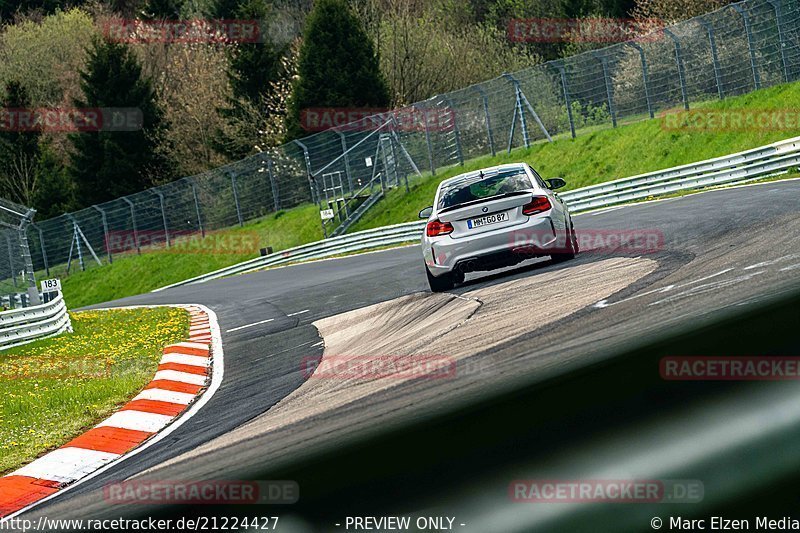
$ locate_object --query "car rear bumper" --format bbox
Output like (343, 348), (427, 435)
(423, 215), (558, 276)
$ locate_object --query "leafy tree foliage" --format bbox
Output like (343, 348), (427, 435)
(285, 0), (390, 141)
(0, 81), (42, 207)
(213, 0), (292, 159)
(68, 39), (174, 208)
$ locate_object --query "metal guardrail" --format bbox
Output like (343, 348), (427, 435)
(154, 221), (427, 291)
(0, 292), (72, 350)
(0, 292), (33, 310)
(560, 135), (800, 210)
(155, 136), (800, 290)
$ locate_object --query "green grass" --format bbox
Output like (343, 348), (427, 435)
(350, 82), (800, 231)
(37, 81), (800, 307)
(0, 307), (188, 474)
(55, 204), (324, 308)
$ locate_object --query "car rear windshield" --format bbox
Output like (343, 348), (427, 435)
(437, 170), (532, 210)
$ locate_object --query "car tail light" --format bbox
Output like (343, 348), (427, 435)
(522, 196), (552, 216)
(426, 219), (454, 237)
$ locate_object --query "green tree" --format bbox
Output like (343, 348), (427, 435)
(0, 9), (97, 108)
(32, 145), (76, 219)
(0, 81), (42, 207)
(141, 0), (184, 20)
(285, 0), (390, 141)
(0, 81), (76, 217)
(209, 0), (239, 19)
(213, 0), (291, 159)
(0, 0), (71, 20)
(68, 39), (174, 208)
(228, 0), (285, 104)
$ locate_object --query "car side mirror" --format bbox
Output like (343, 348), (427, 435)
(419, 206), (433, 219)
(546, 177), (566, 190)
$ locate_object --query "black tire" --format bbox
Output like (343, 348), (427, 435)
(551, 219), (578, 263)
(426, 266), (455, 292)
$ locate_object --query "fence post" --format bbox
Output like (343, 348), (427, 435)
(699, 17), (724, 99)
(627, 42), (654, 119)
(412, 103), (436, 176)
(335, 129), (354, 193)
(766, 0), (790, 82)
(731, 3), (761, 90)
(293, 139), (319, 204)
(91, 205), (112, 264)
(663, 28), (690, 111)
(442, 96), (464, 166)
(5, 234), (17, 287)
(154, 191), (170, 248)
(228, 171), (244, 227)
(188, 179), (205, 238)
(472, 84), (496, 155)
(502, 74), (530, 149)
(389, 114), (421, 190)
(503, 73), (553, 146)
(121, 197), (140, 255)
(262, 154), (280, 212)
(591, 52), (618, 126)
(551, 62), (576, 138)
(17, 211), (39, 305)
(32, 223), (49, 277)
(66, 215), (85, 272)
(385, 129), (406, 192)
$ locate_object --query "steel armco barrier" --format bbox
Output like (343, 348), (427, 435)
(559, 135), (800, 210)
(154, 221), (427, 291)
(155, 134), (800, 290)
(0, 292), (72, 350)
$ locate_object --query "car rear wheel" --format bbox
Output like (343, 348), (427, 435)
(426, 265), (456, 292)
(551, 220), (578, 263)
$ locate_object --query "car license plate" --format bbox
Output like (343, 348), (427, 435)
(467, 212), (508, 229)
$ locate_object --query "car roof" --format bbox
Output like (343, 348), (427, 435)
(437, 163), (529, 189)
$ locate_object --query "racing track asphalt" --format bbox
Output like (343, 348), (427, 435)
(16, 178), (800, 523)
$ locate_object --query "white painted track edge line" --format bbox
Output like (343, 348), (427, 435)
(1, 303), (224, 522)
(226, 317), (275, 333)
